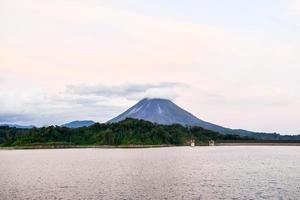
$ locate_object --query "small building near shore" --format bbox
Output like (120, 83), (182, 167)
(209, 140), (215, 146)
(190, 139), (195, 147)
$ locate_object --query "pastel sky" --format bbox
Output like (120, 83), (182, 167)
(1, 0), (300, 134)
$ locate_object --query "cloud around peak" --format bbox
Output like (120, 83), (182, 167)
(65, 82), (186, 100)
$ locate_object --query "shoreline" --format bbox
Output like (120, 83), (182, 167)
(216, 142), (300, 146)
(0, 144), (176, 150)
(1, 142), (300, 149)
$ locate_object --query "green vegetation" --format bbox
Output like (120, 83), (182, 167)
(0, 118), (253, 147)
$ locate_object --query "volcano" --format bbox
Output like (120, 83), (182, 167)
(109, 98), (233, 134)
(108, 98), (289, 140)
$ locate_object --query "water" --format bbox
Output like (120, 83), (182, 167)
(0, 146), (300, 200)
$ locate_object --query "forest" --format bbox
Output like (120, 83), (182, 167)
(0, 118), (253, 147)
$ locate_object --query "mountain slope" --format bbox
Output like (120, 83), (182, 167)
(62, 120), (96, 128)
(0, 124), (34, 129)
(109, 98), (236, 134)
(109, 98), (203, 126)
(108, 98), (299, 140)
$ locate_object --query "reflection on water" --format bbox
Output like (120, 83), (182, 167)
(0, 146), (300, 199)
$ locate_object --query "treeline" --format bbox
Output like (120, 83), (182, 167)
(0, 118), (253, 147)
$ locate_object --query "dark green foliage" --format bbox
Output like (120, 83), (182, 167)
(0, 118), (251, 147)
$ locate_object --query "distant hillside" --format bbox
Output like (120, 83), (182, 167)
(0, 124), (34, 129)
(109, 98), (300, 140)
(61, 120), (96, 128)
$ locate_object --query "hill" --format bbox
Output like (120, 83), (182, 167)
(0, 124), (34, 129)
(61, 120), (96, 128)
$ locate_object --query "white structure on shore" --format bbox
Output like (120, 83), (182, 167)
(209, 140), (215, 146)
(190, 139), (195, 147)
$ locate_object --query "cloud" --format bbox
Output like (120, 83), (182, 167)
(0, 113), (33, 123)
(0, 86), (128, 126)
(0, 94), (126, 126)
(65, 82), (185, 100)
(284, 0), (300, 15)
(0, 82), (185, 126)
(1, 0), (300, 133)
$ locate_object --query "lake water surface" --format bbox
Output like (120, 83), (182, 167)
(0, 146), (300, 200)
